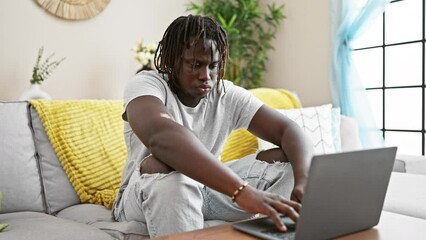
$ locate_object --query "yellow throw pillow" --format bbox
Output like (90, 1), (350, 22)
(30, 100), (126, 209)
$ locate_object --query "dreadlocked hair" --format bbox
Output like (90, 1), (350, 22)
(154, 15), (229, 93)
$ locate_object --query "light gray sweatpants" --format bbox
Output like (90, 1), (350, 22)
(113, 154), (294, 238)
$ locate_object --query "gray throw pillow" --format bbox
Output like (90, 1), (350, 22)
(0, 101), (45, 213)
(30, 106), (80, 214)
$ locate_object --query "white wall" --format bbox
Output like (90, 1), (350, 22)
(0, 0), (331, 106)
(263, 0), (332, 106)
(0, 0), (187, 100)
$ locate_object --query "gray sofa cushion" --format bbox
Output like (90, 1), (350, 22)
(0, 211), (116, 240)
(0, 101), (45, 213)
(30, 106), (80, 214)
(56, 204), (148, 240)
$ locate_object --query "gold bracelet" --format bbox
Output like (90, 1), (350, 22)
(231, 181), (249, 202)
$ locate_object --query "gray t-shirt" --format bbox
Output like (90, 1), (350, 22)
(115, 70), (263, 205)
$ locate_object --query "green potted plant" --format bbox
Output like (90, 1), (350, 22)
(186, 0), (285, 88)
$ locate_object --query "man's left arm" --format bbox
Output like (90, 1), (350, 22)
(248, 104), (314, 202)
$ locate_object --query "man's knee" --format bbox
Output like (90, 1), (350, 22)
(140, 155), (175, 174)
(256, 147), (289, 163)
(146, 173), (203, 204)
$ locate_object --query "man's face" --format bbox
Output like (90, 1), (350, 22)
(176, 39), (219, 107)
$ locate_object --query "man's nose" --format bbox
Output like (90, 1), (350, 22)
(199, 66), (211, 81)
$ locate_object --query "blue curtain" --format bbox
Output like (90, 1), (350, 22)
(330, 0), (391, 149)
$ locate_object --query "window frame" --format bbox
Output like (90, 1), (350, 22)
(353, 0), (426, 155)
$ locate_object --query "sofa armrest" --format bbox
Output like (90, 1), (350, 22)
(383, 172), (426, 219)
(394, 154), (426, 175)
(337, 115), (425, 175)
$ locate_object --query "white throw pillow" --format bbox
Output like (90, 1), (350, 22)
(258, 104), (338, 155)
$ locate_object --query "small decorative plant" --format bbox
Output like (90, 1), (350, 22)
(187, 0), (285, 89)
(132, 40), (157, 70)
(30, 47), (65, 85)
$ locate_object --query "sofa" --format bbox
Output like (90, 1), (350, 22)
(1, 88), (425, 240)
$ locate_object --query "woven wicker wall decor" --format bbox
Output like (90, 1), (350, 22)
(35, 0), (111, 20)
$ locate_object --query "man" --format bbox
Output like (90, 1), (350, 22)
(113, 15), (313, 238)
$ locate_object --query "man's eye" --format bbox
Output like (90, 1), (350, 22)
(209, 63), (218, 70)
(191, 62), (201, 69)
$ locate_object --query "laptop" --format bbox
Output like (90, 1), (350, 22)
(233, 147), (397, 240)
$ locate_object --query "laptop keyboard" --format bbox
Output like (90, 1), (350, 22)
(260, 223), (296, 240)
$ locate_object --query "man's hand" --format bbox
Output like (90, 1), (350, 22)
(234, 185), (301, 232)
(140, 155), (175, 174)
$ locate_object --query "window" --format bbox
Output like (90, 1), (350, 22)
(352, 0), (425, 155)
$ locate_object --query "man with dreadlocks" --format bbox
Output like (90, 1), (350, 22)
(112, 15), (313, 237)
